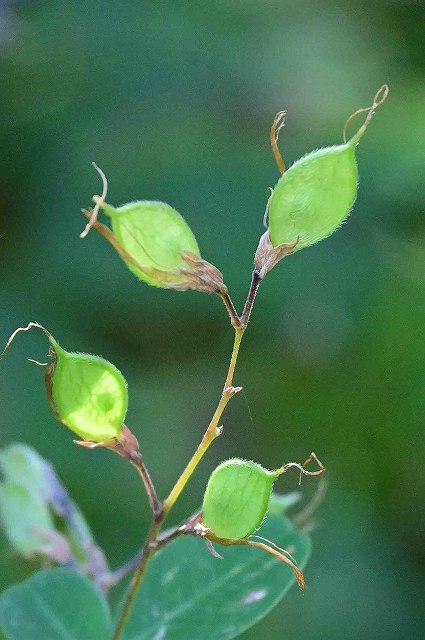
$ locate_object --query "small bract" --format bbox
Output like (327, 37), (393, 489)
(47, 336), (128, 443)
(202, 459), (280, 539)
(101, 200), (200, 288)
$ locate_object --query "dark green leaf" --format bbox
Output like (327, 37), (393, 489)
(120, 513), (310, 640)
(0, 568), (112, 640)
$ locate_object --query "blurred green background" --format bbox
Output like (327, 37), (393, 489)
(0, 1), (424, 638)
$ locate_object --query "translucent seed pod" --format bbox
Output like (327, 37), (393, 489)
(1, 323), (128, 444)
(46, 334), (128, 443)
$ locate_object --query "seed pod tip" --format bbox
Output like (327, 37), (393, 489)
(343, 83), (389, 145)
(80, 163), (108, 239)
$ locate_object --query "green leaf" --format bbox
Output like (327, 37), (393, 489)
(0, 568), (112, 640)
(120, 513), (310, 640)
(0, 442), (97, 563)
(0, 483), (53, 557)
(0, 444), (50, 501)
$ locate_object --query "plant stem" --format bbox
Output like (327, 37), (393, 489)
(112, 515), (163, 640)
(130, 454), (161, 515)
(241, 270), (262, 327)
(220, 291), (241, 328)
(162, 326), (245, 515)
(113, 272), (262, 639)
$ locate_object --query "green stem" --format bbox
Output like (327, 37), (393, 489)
(112, 516), (163, 640)
(163, 326), (245, 516)
(112, 329), (244, 640)
(113, 273), (261, 639)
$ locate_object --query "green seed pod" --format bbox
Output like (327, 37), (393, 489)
(268, 85), (388, 252)
(202, 459), (280, 539)
(81, 166), (226, 293)
(269, 142), (357, 250)
(1, 323), (128, 444)
(46, 335), (128, 443)
(100, 200), (201, 288)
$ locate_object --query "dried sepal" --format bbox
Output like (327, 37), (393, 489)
(74, 424), (140, 462)
(172, 251), (228, 295)
(204, 537), (224, 560)
(254, 229), (299, 279)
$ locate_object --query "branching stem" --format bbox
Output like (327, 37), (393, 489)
(113, 271), (262, 640)
(163, 325), (244, 516)
(112, 517), (163, 640)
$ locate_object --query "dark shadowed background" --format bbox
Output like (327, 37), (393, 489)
(0, 1), (424, 638)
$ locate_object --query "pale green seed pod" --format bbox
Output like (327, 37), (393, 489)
(46, 335), (128, 443)
(100, 200), (201, 288)
(268, 85), (388, 252)
(202, 459), (280, 539)
(268, 142), (358, 250)
(82, 166), (226, 293)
